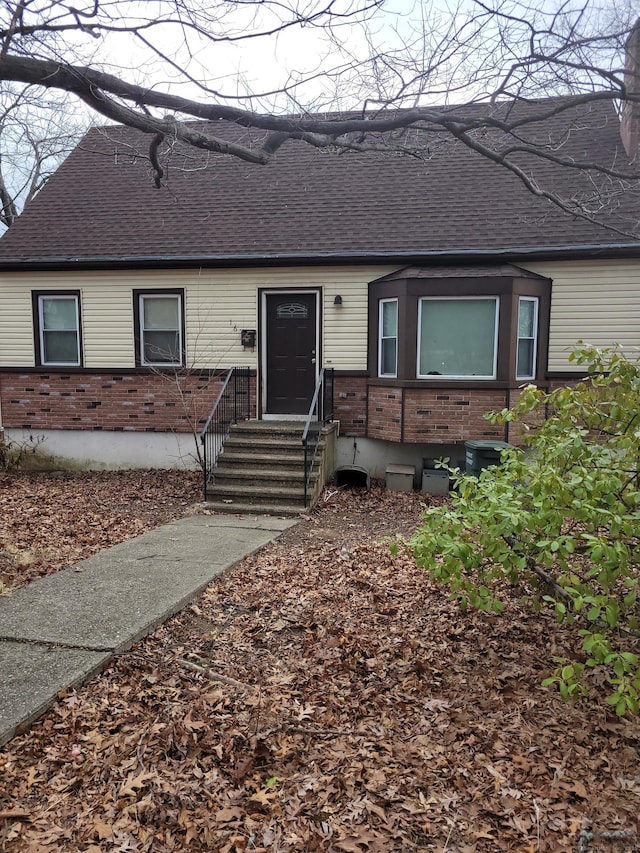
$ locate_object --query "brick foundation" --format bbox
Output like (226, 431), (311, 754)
(0, 371), (237, 432)
(402, 388), (507, 443)
(335, 377), (580, 447)
(332, 377), (565, 445)
(1, 369), (567, 447)
(363, 383), (521, 444)
(366, 386), (403, 442)
(334, 376), (368, 436)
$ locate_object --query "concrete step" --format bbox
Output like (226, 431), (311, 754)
(204, 419), (328, 513)
(229, 421), (324, 443)
(234, 420), (306, 431)
(213, 467), (316, 485)
(222, 437), (307, 455)
(218, 451), (306, 471)
(231, 421), (307, 440)
(205, 500), (306, 516)
(206, 482), (307, 506)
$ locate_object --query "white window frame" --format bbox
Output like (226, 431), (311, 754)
(378, 298), (398, 378)
(516, 296), (539, 381)
(38, 294), (81, 366)
(139, 292), (183, 367)
(417, 296), (500, 380)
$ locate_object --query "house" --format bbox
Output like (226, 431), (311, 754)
(1, 87), (640, 508)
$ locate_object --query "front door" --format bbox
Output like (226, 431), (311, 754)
(264, 292), (318, 415)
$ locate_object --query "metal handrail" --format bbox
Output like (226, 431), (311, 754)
(199, 366), (251, 499)
(302, 367), (335, 506)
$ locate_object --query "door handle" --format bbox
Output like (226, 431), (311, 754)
(311, 358), (316, 364)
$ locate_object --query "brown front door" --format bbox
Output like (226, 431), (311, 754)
(265, 292), (318, 415)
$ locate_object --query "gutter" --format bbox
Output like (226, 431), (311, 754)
(1, 242), (640, 271)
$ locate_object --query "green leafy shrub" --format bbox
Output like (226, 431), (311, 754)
(411, 345), (640, 714)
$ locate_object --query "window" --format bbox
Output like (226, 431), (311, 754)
(277, 302), (309, 319)
(516, 296), (538, 380)
(378, 298), (398, 377)
(368, 267), (550, 383)
(137, 292), (183, 366)
(35, 293), (81, 366)
(418, 297), (499, 379)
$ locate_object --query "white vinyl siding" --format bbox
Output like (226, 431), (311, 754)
(0, 266), (393, 370)
(522, 260), (640, 372)
(0, 283), (36, 366)
(5, 260), (637, 375)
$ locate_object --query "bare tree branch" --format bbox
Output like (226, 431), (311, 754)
(0, 0), (639, 233)
(0, 83), (86, 227)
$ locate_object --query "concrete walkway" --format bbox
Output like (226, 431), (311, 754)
(0, 513), (296, 747)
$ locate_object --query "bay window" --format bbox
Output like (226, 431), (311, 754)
(368, 265), (550, 384)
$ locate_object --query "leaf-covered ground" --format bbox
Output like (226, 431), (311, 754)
(1, 479), (639, 851)
(0, 470), (201, 591)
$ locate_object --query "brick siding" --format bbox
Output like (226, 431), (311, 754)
(2, 369), (567, 446)
(403, 388), (507, 443)
(0, 371), (231, 432)
(366, 386), (403, 442)
(333, 376), (368, 436)
(335, 381), (551, 446)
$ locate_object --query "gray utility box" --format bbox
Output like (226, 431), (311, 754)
(465, 440), (512, 476)
(386, 464), (415, 492)
(421, 469), (449, 495)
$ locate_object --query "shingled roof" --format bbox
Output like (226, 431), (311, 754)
(1, 96), (639, 267)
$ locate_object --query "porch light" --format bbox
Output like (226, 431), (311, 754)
(333, 294), (343, 306)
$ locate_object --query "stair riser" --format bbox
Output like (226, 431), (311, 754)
(229, 427), (306, 438)
(206, 493), (306, 508)
(205, 501), (305, 516)
(224, 439), (314, 457)
(214, 473), (316, 486)
(218, 462), (305, 475)
(231, 431), (305, 440)
(207, 480), (307, 494)
(216, 456), (304, 477)
(232, 422), (306, 433)
(208, 481), (305, 493)
(219, 443), (321, 456)
(223, 445), (307, 458)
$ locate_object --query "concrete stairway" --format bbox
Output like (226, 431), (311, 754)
(205, 420), (330, 515)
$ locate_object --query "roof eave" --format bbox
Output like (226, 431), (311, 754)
(1, 243), (640, 271)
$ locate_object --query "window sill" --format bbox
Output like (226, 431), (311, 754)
(368, 377), (546, 390)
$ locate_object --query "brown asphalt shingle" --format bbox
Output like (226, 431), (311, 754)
(1, 97), (639, 264)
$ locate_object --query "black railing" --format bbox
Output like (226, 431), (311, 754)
(302, 367), (335, 506)
(199, 367), (251, 499)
